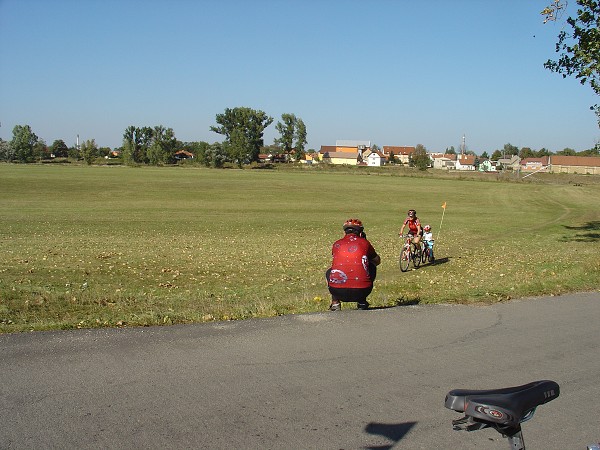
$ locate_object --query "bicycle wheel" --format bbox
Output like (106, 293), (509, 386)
(421, 247), (428, 264)
(412, 244), (422, 268)
(399, 247), (410, 272)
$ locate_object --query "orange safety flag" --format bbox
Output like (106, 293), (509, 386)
(442, 202), (447, 210)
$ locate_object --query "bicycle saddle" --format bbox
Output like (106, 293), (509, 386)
(445, 380), (559, 429)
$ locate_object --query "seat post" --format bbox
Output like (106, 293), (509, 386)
(506, 429), (525, 450)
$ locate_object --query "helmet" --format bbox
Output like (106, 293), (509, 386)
(424, 224), (431, 232)
(408, 209), (416, 218)
(343, 218), (363, 232)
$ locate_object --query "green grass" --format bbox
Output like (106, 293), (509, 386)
(1, 164), (599, 333)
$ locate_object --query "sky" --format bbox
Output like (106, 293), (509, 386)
(1, 0), (599, 154)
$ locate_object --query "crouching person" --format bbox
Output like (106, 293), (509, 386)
(326, 218), (381, 311)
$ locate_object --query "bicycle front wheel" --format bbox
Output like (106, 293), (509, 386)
(421, 248), (428, 264)
(413, 245), (422, 268)
(399, 248), (410, 272)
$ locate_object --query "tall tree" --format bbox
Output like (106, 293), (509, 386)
(294, 118), (307, 160)
(10, 125), (38, 163)
(51, 139), (69, 158)
(543, 0), (600, 125)
(274, 113), (307, 161)
(211, 107), (273, 163)
(410, 144), (430, 170)
(80, 139), (98, 165)
(147, 126), (177, 165)
(274, 113), (296, 153)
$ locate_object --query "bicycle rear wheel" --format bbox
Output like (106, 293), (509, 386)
(399, 248), (410, 272)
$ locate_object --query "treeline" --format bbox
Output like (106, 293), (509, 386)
(0, 107), (308, 167)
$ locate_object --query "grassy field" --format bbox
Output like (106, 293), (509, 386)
(1, 163), (599, 333)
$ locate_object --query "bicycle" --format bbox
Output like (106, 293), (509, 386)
(399, 234), (421, 272)
(421, 239), (434, 264)
(444, 380), (560, 450)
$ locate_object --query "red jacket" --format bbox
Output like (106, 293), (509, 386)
(328, 234), (378, 289)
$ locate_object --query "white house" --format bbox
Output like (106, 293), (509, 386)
(366, 150), (387, 166)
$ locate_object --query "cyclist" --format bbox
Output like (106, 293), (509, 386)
(399, 209), (422, 246)
(422, 224), (434, 262)
(326, 218), (381, 311)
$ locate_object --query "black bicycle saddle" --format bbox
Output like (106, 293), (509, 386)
(445, 380), (559, 428)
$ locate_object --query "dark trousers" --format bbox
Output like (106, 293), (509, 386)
(325, 264), (377, 303)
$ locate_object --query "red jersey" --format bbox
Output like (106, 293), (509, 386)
(403, 217), (421, 234)
(328, 234), (378, 289)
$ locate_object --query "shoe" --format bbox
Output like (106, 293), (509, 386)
(329, 302), (341, 311)
(357, 301), (370, 310)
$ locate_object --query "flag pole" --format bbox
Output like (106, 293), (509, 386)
(437, 202), (447, 241)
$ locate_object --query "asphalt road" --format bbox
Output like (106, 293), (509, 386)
(1, 291), (599, 449)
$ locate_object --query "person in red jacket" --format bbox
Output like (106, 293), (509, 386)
(399, 209), (422, 245)
(326, 218), (381, 311)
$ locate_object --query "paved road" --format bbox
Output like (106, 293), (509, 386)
(1, 291), (599, 449)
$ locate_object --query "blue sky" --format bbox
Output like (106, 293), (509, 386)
(1, 0), (598, 154)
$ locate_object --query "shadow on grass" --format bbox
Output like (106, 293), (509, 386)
(561, 221), (600, 242)
(364, 421), (417, 450)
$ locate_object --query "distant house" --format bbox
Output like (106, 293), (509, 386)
(318, 140), (371, 165)
(174, 150), (194, 160)
(496, 155), (521, 171)
(478, 159), (497, 172)
(365, 149), (387, 166)
(521, 156), (549, 172)
(383, 146), (415, 164)
(549, 155), (600, 174)
(432, 154), (456, 170)
(456, 154), (476, 171)
(321, 151), (361, 165)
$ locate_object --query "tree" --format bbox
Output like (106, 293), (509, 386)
(0, 138), (14, 161)
(294, 118), (307, 160)
(579, 143), (600, 155)
(51, 139), (69, 158)
(480, 151), (490, 159)
(205, 142), (227, 168)
(146, 126), (177, 165)
(211, 107), (273, 163)
(32, 140), (49, 161)
(519, 147), (535, 159)
(388, 151), (397, 164)
(274, 113), (296, 153)
(224, 128), (251, 166)
(446, 146), (456, 155)
(491, 150), (503, 161)
(536, 147), (552, 157)
(503, 143), (519, 156)
(10, 125), (38, 163)
(556, 147), (577, 155)
(80, 139), (98, 165)
(122, 126), (141, 164)
(410, 144), (430, 170)
(543, 0), (600, 125)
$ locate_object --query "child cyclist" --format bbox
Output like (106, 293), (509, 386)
(422, 224), (435, 262)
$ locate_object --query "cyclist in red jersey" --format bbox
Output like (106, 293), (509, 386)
(399, 209), (422, 245)
(326, 218), (381, 311)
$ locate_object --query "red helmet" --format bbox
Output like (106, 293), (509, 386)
(424, 224), (431, 232)
(343, 218), (363, 232)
